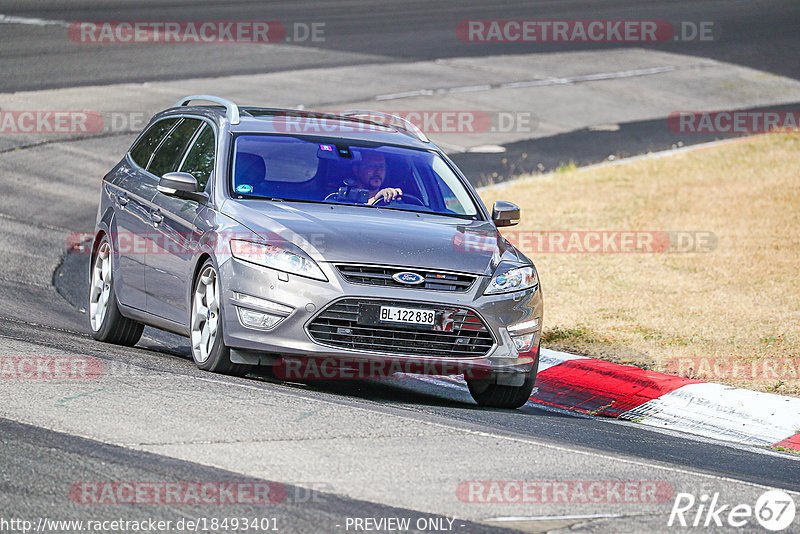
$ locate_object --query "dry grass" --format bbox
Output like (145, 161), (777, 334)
(479, 133), (800, 395)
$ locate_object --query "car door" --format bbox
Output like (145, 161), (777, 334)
(110, 117), (180, 311)
(144, 118), (213, 324)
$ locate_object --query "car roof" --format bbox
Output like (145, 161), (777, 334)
(156, 96), (434, 150)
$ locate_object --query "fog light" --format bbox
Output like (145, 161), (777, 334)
(511, 332), (536, 352)
(233, 293), (292, 330)
(236, 308), (285, 330)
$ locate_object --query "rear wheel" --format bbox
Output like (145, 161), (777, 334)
(89, 236), (144, 346)
(190, 260), (250, 376)
(466, 346), (539, 409)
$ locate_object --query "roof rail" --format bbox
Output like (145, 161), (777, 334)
(173, 95), (240, 125)
(339, 110), (429, 143)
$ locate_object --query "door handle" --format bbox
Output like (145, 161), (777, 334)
(150, 211), (163, 224)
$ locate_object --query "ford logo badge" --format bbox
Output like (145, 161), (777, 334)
(392, 271), (425, 285)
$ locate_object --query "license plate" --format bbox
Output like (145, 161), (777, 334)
(379, 306), (435, 326)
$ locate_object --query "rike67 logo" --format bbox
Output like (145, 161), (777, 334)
(668, 490), (796, 531)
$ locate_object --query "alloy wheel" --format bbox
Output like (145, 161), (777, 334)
(191, 265), (220, 364)
(89, 241), (112, 331)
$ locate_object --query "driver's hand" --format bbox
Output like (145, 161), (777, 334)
(368, 187), (403, 205)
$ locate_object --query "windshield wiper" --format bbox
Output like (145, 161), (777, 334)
(238, 195), (285, 201)
(239, 196), (337, 206)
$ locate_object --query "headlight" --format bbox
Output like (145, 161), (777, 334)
(230, 240), (327, 281)
(485, 266), (537, 295)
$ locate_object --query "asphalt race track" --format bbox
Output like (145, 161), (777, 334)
(1, 2), (800, 533)
(2, 0), (799, 91)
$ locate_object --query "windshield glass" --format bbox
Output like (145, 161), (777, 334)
(230, 134), (480, 218)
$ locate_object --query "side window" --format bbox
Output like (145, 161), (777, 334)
(129, 118), (179, 168)
(430, 157), (476, 215)
(178, 123), (215, 191)
(147, 118), (203, 178)
(437, 179), (467, 215)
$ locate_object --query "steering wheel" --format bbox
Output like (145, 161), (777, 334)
(372, 193), (425, 206)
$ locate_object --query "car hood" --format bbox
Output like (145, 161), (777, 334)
(220, 200), (526, 276)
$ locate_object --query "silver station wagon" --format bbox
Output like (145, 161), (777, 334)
(90, 95), (542, 408)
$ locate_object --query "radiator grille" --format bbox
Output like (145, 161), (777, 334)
(307, 299), (494, 358)
(336, 264), (476, 292)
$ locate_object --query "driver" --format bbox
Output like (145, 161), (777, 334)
(353, 152), (402, 205)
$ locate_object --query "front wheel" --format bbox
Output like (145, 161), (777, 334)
(89, 236), (144, 346)
(466, 348), (539, 409)
(190, 260), (250, 376)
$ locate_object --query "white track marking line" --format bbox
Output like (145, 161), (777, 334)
(485, 513), (622, 522)
(374, 64), (711, 101)
(0, 14), (69, 27)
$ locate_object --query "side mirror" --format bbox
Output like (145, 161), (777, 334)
(492, 201), (520, 227)
(158, 172), (208, 203)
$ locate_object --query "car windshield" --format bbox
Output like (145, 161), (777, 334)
(230, 134), (480, 218)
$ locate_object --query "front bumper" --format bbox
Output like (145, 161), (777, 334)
(218, 257), (542, 375)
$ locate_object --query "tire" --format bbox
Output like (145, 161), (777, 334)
(89, 235), (144, 346)
(466, 345), (539, 409)
(190, 259), (250, 377)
